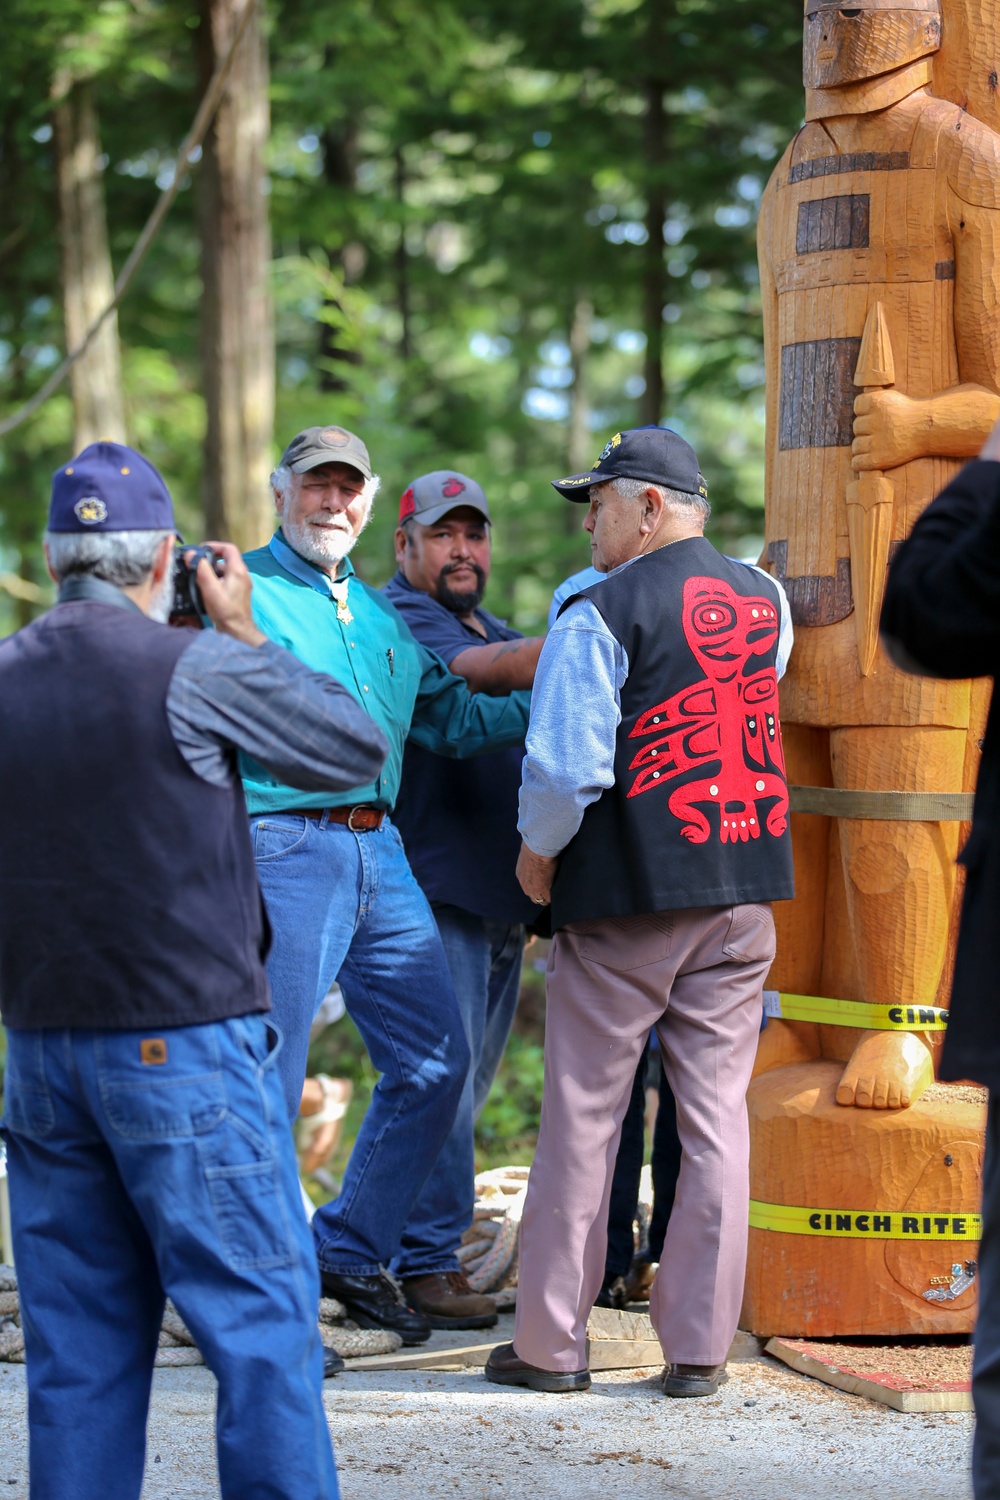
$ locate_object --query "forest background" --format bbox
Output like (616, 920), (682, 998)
(0, 0), (807, 1169)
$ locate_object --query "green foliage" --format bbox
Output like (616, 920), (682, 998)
(0, 0), (807, 637)
(474, 1031), (545, 1168)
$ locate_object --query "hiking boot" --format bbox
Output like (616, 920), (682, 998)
(661, 1362), (729, 1397)
(594, 1273), (630, 1310)
(485, 1342), (591, 1393)
(625, 1256), (657, 1304)
(320, 1269), (431, 1346)
(401, 1270), (499, 1330)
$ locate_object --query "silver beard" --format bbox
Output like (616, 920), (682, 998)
(283, 508), (368, 569)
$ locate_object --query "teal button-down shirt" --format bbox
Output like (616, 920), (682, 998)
(241, 531), (530, 816)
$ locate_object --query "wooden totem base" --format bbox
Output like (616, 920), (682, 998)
(742, 1061), (986, 1337)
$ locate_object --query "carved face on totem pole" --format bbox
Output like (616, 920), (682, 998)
(803, 0), (941, 90)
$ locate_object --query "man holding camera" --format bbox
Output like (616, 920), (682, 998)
(243, 427), (530, 1340)
(0, 442), (388, 1500)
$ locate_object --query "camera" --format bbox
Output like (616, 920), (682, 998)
(170, 544), (226, 624)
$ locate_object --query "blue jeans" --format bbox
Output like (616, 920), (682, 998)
(252, 813), (470, 1277)
(393, 904), (523, 1278)
(1, 1015), (337, 1500)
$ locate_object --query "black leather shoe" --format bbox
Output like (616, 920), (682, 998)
(661, 1362), (729, 1397)
(485, 1342), (590, 1392)
(320, 1269), (432, 1346)
(323, 1345), (345, 1378)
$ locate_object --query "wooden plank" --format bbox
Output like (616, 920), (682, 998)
(766, 1336), (973, 1412)
(342, 1320), (763, 1375)
(345, 1341), (502, 1372)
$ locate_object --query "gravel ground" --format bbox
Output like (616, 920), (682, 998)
(0, 1349), (974, 1500)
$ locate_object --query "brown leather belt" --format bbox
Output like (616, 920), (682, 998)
(298, 805), (385, 832)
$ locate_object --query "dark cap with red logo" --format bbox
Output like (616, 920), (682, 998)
(279, 425), (372, 480)
(398, 470), (491, 527)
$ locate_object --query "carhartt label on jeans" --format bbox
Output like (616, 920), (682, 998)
(140, 1038), (168, 1065)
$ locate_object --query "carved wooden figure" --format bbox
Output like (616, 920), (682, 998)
(756, 0), (999, 1112)
(747, 0), (997, 1333)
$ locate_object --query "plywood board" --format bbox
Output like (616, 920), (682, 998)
(766, 1335), (973, 1411)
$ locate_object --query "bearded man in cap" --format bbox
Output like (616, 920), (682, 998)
(485, 426), (795, 1398)
(381, 472), (544, 1318)
(242, 427), (529, 1339)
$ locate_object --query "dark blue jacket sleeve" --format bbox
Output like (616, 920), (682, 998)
(880, 459), (1000, 681)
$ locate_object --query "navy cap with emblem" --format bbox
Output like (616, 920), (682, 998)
(48, 442), (177, 533)
(551, 425), (708, 503)
(398, 470), (491, 528)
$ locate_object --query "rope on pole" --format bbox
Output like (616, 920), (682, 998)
(0, 0), (257, 442)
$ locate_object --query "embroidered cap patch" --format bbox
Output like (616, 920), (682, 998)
(74, 497), (108, 525)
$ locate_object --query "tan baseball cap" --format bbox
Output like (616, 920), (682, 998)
(279, 425), (372, 479)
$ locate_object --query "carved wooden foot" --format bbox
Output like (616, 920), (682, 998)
(835, 1029), (935, 1110)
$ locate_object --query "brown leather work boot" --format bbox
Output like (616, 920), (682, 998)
(400, 1270), (499, 1330)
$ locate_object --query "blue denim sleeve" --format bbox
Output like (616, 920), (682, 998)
(547, 565), (605, 630)
(517, 599), (628, 857)
(165, 632), (388, 790)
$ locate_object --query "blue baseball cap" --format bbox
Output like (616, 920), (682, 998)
(552, 425), (708, 503)
(48, 442), (177, 533)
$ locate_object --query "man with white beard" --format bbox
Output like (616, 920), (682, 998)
(242, 426), (529, 1341)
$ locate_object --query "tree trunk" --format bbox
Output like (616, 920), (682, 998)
(566, 296), (593, 534)
(52, 76), (126, 451)
(197, 0), (274, 548)
(640, 71), (667, 427)
(319, 116), (364, 391)
(395, 147), (411, 361)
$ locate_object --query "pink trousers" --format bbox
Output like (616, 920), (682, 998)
(513, 902), (775, 1371)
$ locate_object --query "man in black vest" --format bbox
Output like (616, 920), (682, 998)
(0, 443), (387, 1500)
(485, 427), (794, 1399)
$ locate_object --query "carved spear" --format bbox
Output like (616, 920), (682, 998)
(848, 301), (896, 677)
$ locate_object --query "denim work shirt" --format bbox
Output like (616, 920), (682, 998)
(241, 531), (531, 816)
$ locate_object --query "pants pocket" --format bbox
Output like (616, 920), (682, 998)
(2, 1032), (55, 1139)
(252, 816), (310, 862)
(722, 902), (776, 963)
(573, 912), (675, 972)
(195, 1091), (295, 1272)
(201, 1155), (294, 1271)
(99, 1073), (227, 1141)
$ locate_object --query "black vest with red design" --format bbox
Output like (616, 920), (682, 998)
(550, 537), (795, 928)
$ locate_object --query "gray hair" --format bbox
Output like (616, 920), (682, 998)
(44, 529), (174, 586)
(611, 474), (711, 524)
(269, 463), (293, 501)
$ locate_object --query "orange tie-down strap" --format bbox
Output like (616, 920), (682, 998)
(788, 786), (974, 821)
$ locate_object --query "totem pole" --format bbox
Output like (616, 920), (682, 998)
(744, 0), (999, 1334)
